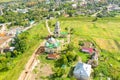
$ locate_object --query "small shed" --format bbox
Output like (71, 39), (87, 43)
(47, 53), (60, 60)
(73, 62), (91, 80)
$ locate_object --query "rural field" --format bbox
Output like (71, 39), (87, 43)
(48, 17), (120, 79)
(56, 17), (120, 53)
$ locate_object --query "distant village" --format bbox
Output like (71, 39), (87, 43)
(0, 20), (35, 54)
(0, 0), (120, 52)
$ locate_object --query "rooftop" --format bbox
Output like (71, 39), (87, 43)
(73, 62), (91, 80)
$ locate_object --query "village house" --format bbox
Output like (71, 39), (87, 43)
(107, 4), (120, 11)
(73, 62), (92, 80)
(80, 42), (94, 55)
(47, 53), (60, 60)
(3, 47), (15, 53)
(0, 24), (7, 37)
(80, 0), (87, 7)
(91, 51), (99, 61)
(72, 4), (77, 8)
(87, 50), (99, 67)
(16, 8), (28, 13)
(0, 46), (15, 53)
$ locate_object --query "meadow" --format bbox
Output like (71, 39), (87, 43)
(58, 17), (120, 53)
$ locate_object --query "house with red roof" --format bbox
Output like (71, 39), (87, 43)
(81, 48), (94, 55)
(80, 42), (94, 55)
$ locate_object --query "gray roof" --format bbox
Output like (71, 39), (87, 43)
(73, 62), (91, 80)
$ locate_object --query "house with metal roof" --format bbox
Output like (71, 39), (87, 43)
(45, 36), (60, 53)
(73, 62), (92, 80)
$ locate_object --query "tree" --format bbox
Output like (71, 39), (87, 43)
(50, 68), (65, 79)
(66, 51), (76, 63)
(0, 16), (6, 23)
(0, 54), (12, 71)
(67, 43), (74, 51)
(92, 17), (98, 22)
(13, 32), (29, 53)
(55, 55), (68, 67)
(67, 10), (76, 17)
(78, 40), (84, 46)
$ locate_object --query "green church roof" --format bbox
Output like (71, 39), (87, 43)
(45, 41), (60, 49)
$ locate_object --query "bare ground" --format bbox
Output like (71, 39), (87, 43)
(30, 62), (53, 80)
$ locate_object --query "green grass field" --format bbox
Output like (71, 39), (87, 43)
(0, 21), (48, 80)
(49, 16), (120, 79)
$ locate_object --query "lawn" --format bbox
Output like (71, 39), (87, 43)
(0, 21), (48, 80)
(48, 16), (120, 79)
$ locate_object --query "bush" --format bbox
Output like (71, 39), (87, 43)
(55, 55), (68, 67)
(78, 41), (84, 46)
(0, 55), (12, 71)
(50, 68), (65, 79)
(67, 43), (74, 51)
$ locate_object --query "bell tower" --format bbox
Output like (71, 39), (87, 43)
(54, 21), (61, 37)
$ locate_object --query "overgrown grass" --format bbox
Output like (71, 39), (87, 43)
(58, 17), (120, 52)
(0, 21), (48, 80)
